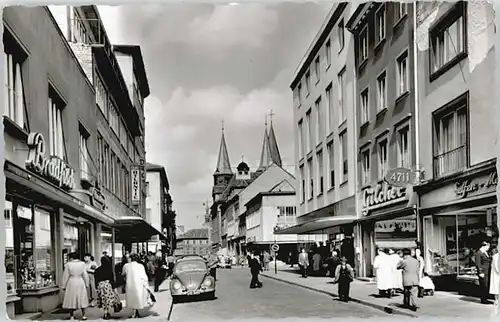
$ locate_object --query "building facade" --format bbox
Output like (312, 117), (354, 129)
(145, 162), (175, 254)
(174, 228), (210, 257)
(347, 1), (418, 277)
(282, 3), (358, 266)
(414, 1), (498, 291)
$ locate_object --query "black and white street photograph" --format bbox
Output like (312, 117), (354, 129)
(2, 1), (500, 321)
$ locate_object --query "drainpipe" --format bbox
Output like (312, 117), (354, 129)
(412, 4), (423, 245)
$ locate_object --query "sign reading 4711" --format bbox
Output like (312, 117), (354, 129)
(384, 167), (416, 187)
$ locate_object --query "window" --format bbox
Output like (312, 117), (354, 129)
(300, 165), (305, 203)
(71, 9), (88, 44)
(79, 127), (90, 181)
(394, 2), (408, 22)
(109, 102), (119, 135)
(4, 32), (27, 129)
(298, 120), (304, 157)
(361, 149), (371, 186)
(397, 125), (410, 168)
(360, 88), (369, 124)
(307, 159), (314, 200)
(110, 152), (116, 194)
(297, 83), (302, 106)
(306, 109), (313, 152)
(325, 40), (331, 67)
(377, 71), (387, 111)
(97, 133), (103, 186)
(338, 68), (346, 124)
(277, 206), (296, 225)
(375, 5), (386, 43)
(327, 142), (335, 189)
(396, 51), (409, 97)
(5, 200), (15, 295)
(116, 160), (122, 200)
(305, 71), (311, 95)
(314, 56), (320, 83)
(378, 139), (388, 180)
(430, 3), (466, 74)
(326, 84), (333, 133)
(146, 181), (150, 197)
(94, 73), (108, 117)
(338, 19), (345, 51)
(120, 120), (128, 149)
(315, 97), (324, 144)
(48, 88), (66, 159)
(317, 150), (324, 194)
(359, 27), (368, 62)
(104, 144), (110, 189)
(433, 101), (467, 177)
(340, 132), (348, 182)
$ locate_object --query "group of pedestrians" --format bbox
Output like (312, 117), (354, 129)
(475, 241), (499, 306)
(61, 251), (163, 320)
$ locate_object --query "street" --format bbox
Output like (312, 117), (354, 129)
(168, 267), (385, 320)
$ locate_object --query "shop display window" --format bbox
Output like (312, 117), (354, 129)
(423, 209), (498, 277)
(63, 220), (78, 266)
(5, 200), (16, 295)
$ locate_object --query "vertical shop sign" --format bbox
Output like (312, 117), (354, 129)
(131, 166), (141, 205)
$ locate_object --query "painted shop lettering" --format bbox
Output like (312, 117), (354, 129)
(455, 171), (498, 199)
(362, 183), (406, 209)
(25, 133), (75, 191)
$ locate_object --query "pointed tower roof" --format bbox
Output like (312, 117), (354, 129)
(257, 116), (272, 172)
(214, 120), (232, 175)
(268, 111), (282, 167)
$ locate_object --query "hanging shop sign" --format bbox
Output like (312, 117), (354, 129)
(131, 167), (141, 205)
(89, 187), (106, 211)
(362, 182), (407, 210)
(25, 132), (76, 191)
(454, 171), (497, 199)
(385, 167), (416, 187)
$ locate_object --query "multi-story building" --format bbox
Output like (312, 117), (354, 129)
(174, 228), (210, 257)
(346, 1), (418, 277)
(282, 3), (358, 266)
(414, 1), (498, 291)
(47, 5), (159, 256)
(145, 162), (175, 254)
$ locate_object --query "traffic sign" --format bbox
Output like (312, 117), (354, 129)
(271, 244), (279, 252)
(385, 167), (416, 187)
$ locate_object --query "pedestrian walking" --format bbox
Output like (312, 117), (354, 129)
(166, 254), (175, 278)
(490, 248), (499, 314)
(373, 248), (392, 298)
(263, 251), (271, 271)
(298, 248), (309, 278)
(154, 252), (167, 292)
(475, 241), (492, 304)
(123, 253), (150, 318)
(333, 256), (354, 302)
(61, 252), (90, 320)
(84, 254), (98, 307)
(208, 252), (218, 281)
(326, 251), (340, 278)
(249, 252), (263, 289)
(312, 252), (321, 275)
(388, 249), (403, 295)
(397, 248), (420, 312)
(414, 248), (426, 298)
(94, 256), (121, 320)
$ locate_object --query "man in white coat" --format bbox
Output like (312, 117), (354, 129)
(388, 249), (403, 296)
(373, 248), (392, 298)
(123, 253), (151, 318)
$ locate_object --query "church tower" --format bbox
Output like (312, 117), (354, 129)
(257, 116), (272, 172)
(212, 122), (233, 202)
(268, 111), (283, 167)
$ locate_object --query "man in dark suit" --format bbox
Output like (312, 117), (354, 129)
(475, 241), (492, 304)
(397, 248), (420, 311)
(249, 252), (263, 289)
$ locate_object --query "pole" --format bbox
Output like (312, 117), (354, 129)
(274, 238), (277, 275)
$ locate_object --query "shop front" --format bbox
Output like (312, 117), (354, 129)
(417, 161), (498, 294)
(357, 181), (417, 278)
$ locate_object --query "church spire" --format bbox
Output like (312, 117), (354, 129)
(214, 119), (232, 175)
(268, 110), (282, 167)
(257, 116), (272, 172)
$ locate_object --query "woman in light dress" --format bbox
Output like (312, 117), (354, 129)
(489, 248), (499, 308)
(123, 253), (150, 318)
(84, 254), (98, 307)
(61, 252), (89, 320)
(373, 248), (392, 298)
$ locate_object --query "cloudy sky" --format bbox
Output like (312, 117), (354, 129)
(99, 3), (331, 230)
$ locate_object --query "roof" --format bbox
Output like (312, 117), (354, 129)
(345, 3), (377, 33)
(112, 44), (150, 98)
(268, 121), (282, 167)
(220, 172), (260, 201)
(290, 3), (348, 89)
(146, 162), (169, 190)
(178, 228), (209, 240)
(257, 124), (272, 171)
(244, 179), (296, 208)
(214, 129), (232, 175)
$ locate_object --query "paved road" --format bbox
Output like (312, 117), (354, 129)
(168, 268), (386, 320)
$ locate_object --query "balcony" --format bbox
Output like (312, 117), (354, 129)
(433, 145), (468, 178)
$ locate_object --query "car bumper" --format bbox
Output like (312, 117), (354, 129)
(171, 287), (215, 296)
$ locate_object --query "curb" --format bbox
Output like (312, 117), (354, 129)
(261, 273), (417, 318)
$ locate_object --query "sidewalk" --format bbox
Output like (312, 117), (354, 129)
(33, 280), (172, 321)
(261, 268), (497, 318)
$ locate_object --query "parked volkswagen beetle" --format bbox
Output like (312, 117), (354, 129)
(170, 255), (216, 303)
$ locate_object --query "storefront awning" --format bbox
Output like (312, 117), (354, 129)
(275, 216), (357, 235)
(113, 216), (168, 243)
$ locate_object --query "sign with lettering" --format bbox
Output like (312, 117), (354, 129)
(131, 167), (141, 205)
(362, 182), (407, 210)
(385, 168), (416, 187)
(454, 171), (497, 199)
(25, 133), (75, 191)
(89, 187), (106, 211)
(375, 220), (416, 233)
